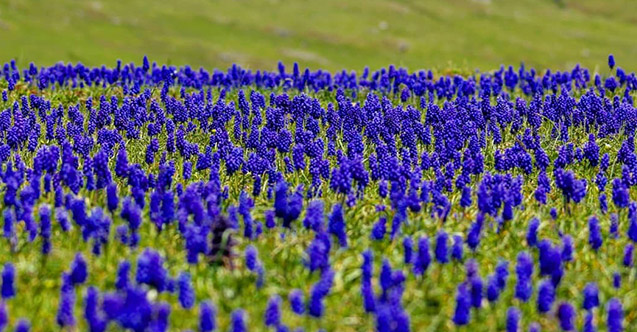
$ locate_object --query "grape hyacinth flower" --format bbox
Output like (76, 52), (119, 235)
(451, 234), (463, 261)
(557, 302), (575, 331)
(583, 312), (596, 332)
(0, 301), (6, 331)
(115, 260), (130, 290)
(612, 179), (629, 209)
(308, 269), (334, 318)
(15, 319), (30, 332)
(56, 275), (76, 328)
(589, 216), (603, 251)
(413, 236), (431, 277)
(486, 275), (500, 303)
(582, 283), (599, 310)
(607, 298), (623, 332)
(506, 307), (520, 332)
(561, 235), (574, 262)
(529, 322), (541, 332)
(526, 218), (539, 247)
(230, 309), (247, 332)
(69, 253), (88, 286)
(289, 289), (304, 315)
(435, 231), (449, 264)
(623, 244), (634, 267)
(199, 301), (216, 332)
(537, 279), (554, 313)
(245, 245), (259, 272)
(470, 276), (482, 308)
(452, 283), (470, 326)
(1, 264), (15, 300)
(328, 203), (347, 247)
(39, 204), (52, 254)
(136, 248), (169, 292)
(178, 272), (195, 309)
(515, 252), (533, 302)
(613, 272), (621, 288)
(371, 217), (387, 241)
(264, 295), (282, 327)
(403, 237), (413, 264)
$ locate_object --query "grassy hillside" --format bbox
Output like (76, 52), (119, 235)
(0, 0), (636, 71)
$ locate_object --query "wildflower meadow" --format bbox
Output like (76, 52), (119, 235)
(0, 55), (635, 332)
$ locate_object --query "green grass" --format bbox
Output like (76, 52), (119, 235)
(1, 0), (637, 72)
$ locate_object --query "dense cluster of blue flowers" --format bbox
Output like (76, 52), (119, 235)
(0, 55), (634, 331)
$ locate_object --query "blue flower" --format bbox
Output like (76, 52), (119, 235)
(116, 260), (130, 290)
(0, 302), (5, 331)
(612, 179), (629, 209)
(515, 252), (533, 302)
(308, 269), (334, 318)
(199, 301), (216, 332)
(526, 218), (540, 247)
(435, 231), (449, 264)
(466, 260), (480, 280)
(537, 280), (554, 313)
(583, 312), (596, 332)
(39, 204), (52, 254)
(403, 237), (413, 264)
(15, 319), (30, 332)
(56, 275), (76, 328)
(245, 245), (259, 271)
(328, 204), (347, 247)
(607, 298), (623, 332)
(149, 302), (170, 332)
(84, 286), (106, 331)
(413, 237), (431, 276)
(69, 253), (88, 286)
(529, 322), (541, 332)
(305, 232), (331, 272)
(3, 209), (13, 239)
(230, 309), (247, 332)
(623, 244), (634, 267)
(371, 217), (387, 241)
(485, 274), (500, 302)
(554, 169), (587, 203)
(264, 295), (282, 327)
(288, 289), (304, 315)
(538, 240), (561, 277)
(452, 283), (470, 326)
(470, 276), (483, 308)
(495, 260), (509, 290)
(136, 248), (168, 292)
(582, 283), (599, 311)
(460, 186), (472, 208)
(303, 200), (325, 232)
(178, 272), (195, 309)
(561, 235), (574, 262)
(613, 272), (621, 289)
(506, 307), (520, 332)
(106, 182), (119, 212)
(451, 234), (464, 261)
(557, 302), (576, 331)
(628, 215), (637, 242)
(589, 216), (603, 251)
(1, 263), (15, 299)
(361, 279), (375, 313)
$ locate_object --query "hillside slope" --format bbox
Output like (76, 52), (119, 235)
(0, 0), (636, 72)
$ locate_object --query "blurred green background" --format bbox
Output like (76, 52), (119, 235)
(0, 0), (636, 72)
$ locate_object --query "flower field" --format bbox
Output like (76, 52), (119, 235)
(0, 56), (635, 331)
